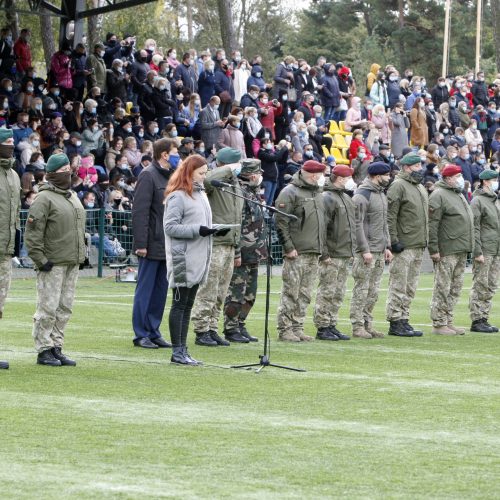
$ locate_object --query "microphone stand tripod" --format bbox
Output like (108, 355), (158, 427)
(214, 185), (305, 373)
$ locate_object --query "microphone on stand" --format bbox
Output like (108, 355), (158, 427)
(210, 180), (233, 188)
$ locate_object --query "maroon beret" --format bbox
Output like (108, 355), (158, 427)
(441, 164), (462, 177)
(302, 160), (325, 173)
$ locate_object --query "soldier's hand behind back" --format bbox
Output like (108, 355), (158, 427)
(285, 249), (298, 259)
(362, 252), (373, 265)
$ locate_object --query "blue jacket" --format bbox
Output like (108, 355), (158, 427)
(455, 157), (473, 184)
(248, 65), (266, 92)
(321, 73), (340, 107)
(174, 63), (198, 93)
(198, 70), (215, 107)
(214, 69), (234, 99)
(12, 124), (32, 147)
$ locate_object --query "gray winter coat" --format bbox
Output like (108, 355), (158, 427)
(164, 183), (212, 289)
(390, 111), (409, 158)
(200, 104), (222, 150)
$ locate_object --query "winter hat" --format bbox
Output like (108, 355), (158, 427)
(0, 127), (13, 144)
(368, 162), (391, 175)
(302, 160), (325, 173)
(216, 147), (242, 165)
(441, 164), (462, 177)
(46, 153), (70, 173)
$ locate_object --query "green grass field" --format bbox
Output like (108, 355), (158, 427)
(1, 273), (500, 499)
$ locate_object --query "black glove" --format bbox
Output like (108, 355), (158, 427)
(39, 261), (54, 272)
(199, 226), (218, 237)
(215, 228), (231, 236)
(391, 242), (405, 254)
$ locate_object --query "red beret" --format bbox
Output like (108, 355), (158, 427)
(441, 164), (462, 177)
(332, 165), (354, 177)
(302, 160), (325, 173)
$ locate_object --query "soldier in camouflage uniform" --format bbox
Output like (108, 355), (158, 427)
(469, 169), (500, 333)
(350, 162), (393, 339)
(314, 165), (357, 341)
(223, 159), (267, 342)
(25, 153), (86, 366)
(191, 148), (245, 346)
(0, 128), (20, 370)
(385, 153), (428, 337)
(428, 164), (474, 335)
(275, 160), (326, 342)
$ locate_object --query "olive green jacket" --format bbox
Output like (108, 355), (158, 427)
(25, 183), (86, 269)
(204, 165), (244, 256)
(470, 187), (500, 257)
(275, 171), (326, 255)
(0, 158), (20, 257)
(428, 180), (474, 256)
(387, 171), (429, 249)
(323, 182), (357, 258)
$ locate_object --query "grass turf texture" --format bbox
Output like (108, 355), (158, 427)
(1, 273), (499, 499)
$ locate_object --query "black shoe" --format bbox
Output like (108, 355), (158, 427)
(171, 347), (198, 365)
(316, 327), (339, 341)
(224, 330), (250, 343)
(482, 319), (499, 332)
(403, 320), (423, 337)
(0, 360), (9, 369)
(183, 347), (203, 365)
(209, 330), (230, 346)
(37, 349), (62, 366)
(133, 338), (159, 349)
(329, 325), (351, 340)
(195, 332), (218, 346)
(470, 319), (495, 333)
(51, 347), (76, 366)
(239, 324), (258, 342)
(151, 336), (172, 348)
(388, 320), (414, 337)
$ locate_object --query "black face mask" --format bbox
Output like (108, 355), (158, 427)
(0, 144), (15, 159)
(410, 170), (425, 183)
(46, 171), (72, 190)
(140, 56), (147, 63)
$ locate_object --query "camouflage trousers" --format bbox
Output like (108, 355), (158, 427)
(191, 245), (235, 333)
(386, 247), (424, 321)
(350, 252), (385, 328)
(0, 255), (12, 319)
(469, 255), (500, 322)
(313, 257), (351, 329)
(224, 263), (259, 332)
(33, 264), (79, 353)
(430, 253), (467, 327)
(277, 254), (319, 337)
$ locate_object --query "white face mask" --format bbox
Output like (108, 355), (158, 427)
(317, 175), (326, 187)
(491, 181), (499, 192)
(455, 176), (465, 190)
(344, 178), (357, 191)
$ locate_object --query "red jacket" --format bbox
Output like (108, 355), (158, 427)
(14, 38), (31, 72)
(349, 137), (372, 161)
(257, 101), (282, 141)
(50, 51), (73, 89)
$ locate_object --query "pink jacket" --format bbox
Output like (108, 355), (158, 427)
(50, 51), (72, 89)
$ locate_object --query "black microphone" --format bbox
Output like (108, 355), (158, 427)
(210, 180), (233, 188)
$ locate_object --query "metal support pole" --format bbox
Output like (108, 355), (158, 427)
(475, 0), (482, 74)
(97, 208), (105, 278)
(442, 0), (451, 78)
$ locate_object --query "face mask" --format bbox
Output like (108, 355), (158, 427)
(85, 201), (95, 209)
(208, 65), (215, 71)
(6, 86), (12, 92)
(27, 86), (34, 92)
(428, 105), (434, 110)
(125, 127), (132, 133)
(76, 140), (82, 147)
(344, 178), (357, 191)
(389, 76), (398, 82)
(169, 154), (180, 169)
(240, 64), (246, 70)
(456, 83), (463, 89)
(491, 181), (499, 192)
(472, 125), (477, 130)
(439, 82), (446, 87)
(358, 153), (366, 160)
(433, 167), (439, 175)
(366, 104), (373, 111)
(138, 132), (144, 138)
(379, 177), (390, 187)
(410, 169), (425, 182)
(449, 101), (456, 108)
(261, 98), (269, 104)
(99, 50), (105, 57)
(282, 95), (288, 101)
(153, 126), (159, 134)
(38, 85), (44, 92)
(317, 175), (325, 187)
(250, 93), (258, 99)
(46, 171), (72, 190)
(264, 133), (270, 139)
(233, 165), (241, 176)
(198, 147), (205, 153)
(213, 104), (219, 110)
(171, 130), (178, 138)
(463, 153), (470, 160)
(0, 144), (15, 159)
(53, 90), (60, 97)
(315, 113), (322, 118)
(455, 176), (465, 190)
(2, 101), (8, 110)
(92, 126), (98, 132)
(31, 139), (39, 147)
(443, 128), (449, 134)
(120, 164), (128, 170)
(114, 198), (122, 206)
(264, 143), (272, 150)
(478, 158), (486, 165)
(159, 85), (166, 91)
(304, 150), (313, 158)
(471, 147), (477, 153)
(255, 72), (262, 78)
(195, 100), (201, 106)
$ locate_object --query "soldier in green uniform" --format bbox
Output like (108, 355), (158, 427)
(428, 164), (474, 335)
(0, 128), (19, 370)
(386, 153), (428, 337)
(350, 162), (393, 339)
(25, 153), (86, 366)
(223, 159), (266, 342)
(314, 165), (357, 341)
(275, 160), (326, 342)
(469, 169), (500, 333)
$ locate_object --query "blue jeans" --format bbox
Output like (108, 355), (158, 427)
(333, 109), (347, 122)
(262, 180), (277, 206)
(324, 106), (335, 122)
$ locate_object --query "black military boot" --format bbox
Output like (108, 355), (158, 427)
(0, 360), (9, 369)
(171, 346), (190, 364)
(316, 327), (338, 341)
(482, 319), (499, 332)
(239, 323), (258, 342)
(224, 329), (250, 343)
(388, 320), (414, 337)
(195, 331), (218, 346)
(37, 349), (62, 366)
(470, 319), (495, 333)
(51, 347), (76, 366)
(182, 347), (203, 366)
(403, 320), (423, 337)
(209, 330), (230, 346)
(329, 325), (350, 340)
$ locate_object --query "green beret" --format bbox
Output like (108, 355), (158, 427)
(479, 169), (499, 180)
(240, 159), (262, 177)
(0, 127), (13, 144)
(216, 147), (242, 165)
(400, 153), (422, 166)
(46, 153), (70, 173)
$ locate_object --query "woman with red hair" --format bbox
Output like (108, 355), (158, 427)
(164, 154), (228, 365)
